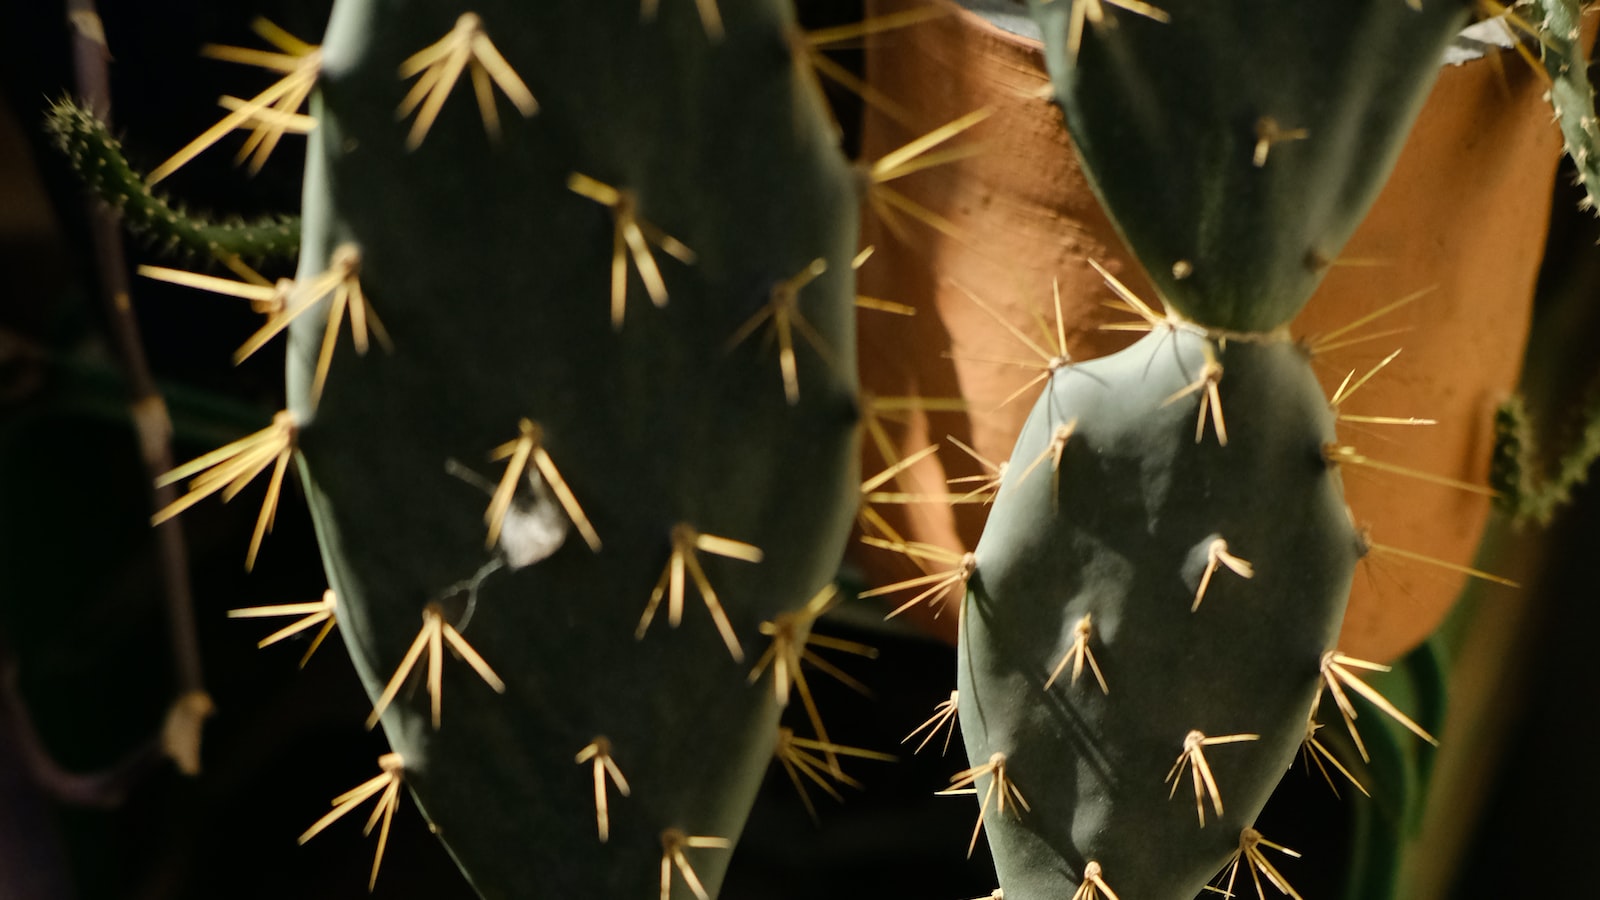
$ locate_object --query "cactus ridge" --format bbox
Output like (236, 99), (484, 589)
(958, 325), (1363, 900)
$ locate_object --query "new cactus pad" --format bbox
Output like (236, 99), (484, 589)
(287, 1), (860, 896)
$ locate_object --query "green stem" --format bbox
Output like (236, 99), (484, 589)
(43, 96), (301, 265)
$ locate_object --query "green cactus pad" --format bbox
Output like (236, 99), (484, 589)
(958, 326), (1362, 899)
(289, 1), (859, 896)
(1028, 0), (1472, 331)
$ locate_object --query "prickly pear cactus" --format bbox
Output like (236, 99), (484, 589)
(951, 2), (1475, 897)
(958, 326), (1361, 898)
(1027, 0), (1472, 331)
(288, 1), (859, 896)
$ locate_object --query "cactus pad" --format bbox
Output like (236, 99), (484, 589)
(287, 1), (860, 896)
(958, 325), (1362, 899)
(1028, 0), (1473, 331)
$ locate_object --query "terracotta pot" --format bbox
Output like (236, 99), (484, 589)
(854, 0), (1564, 662)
